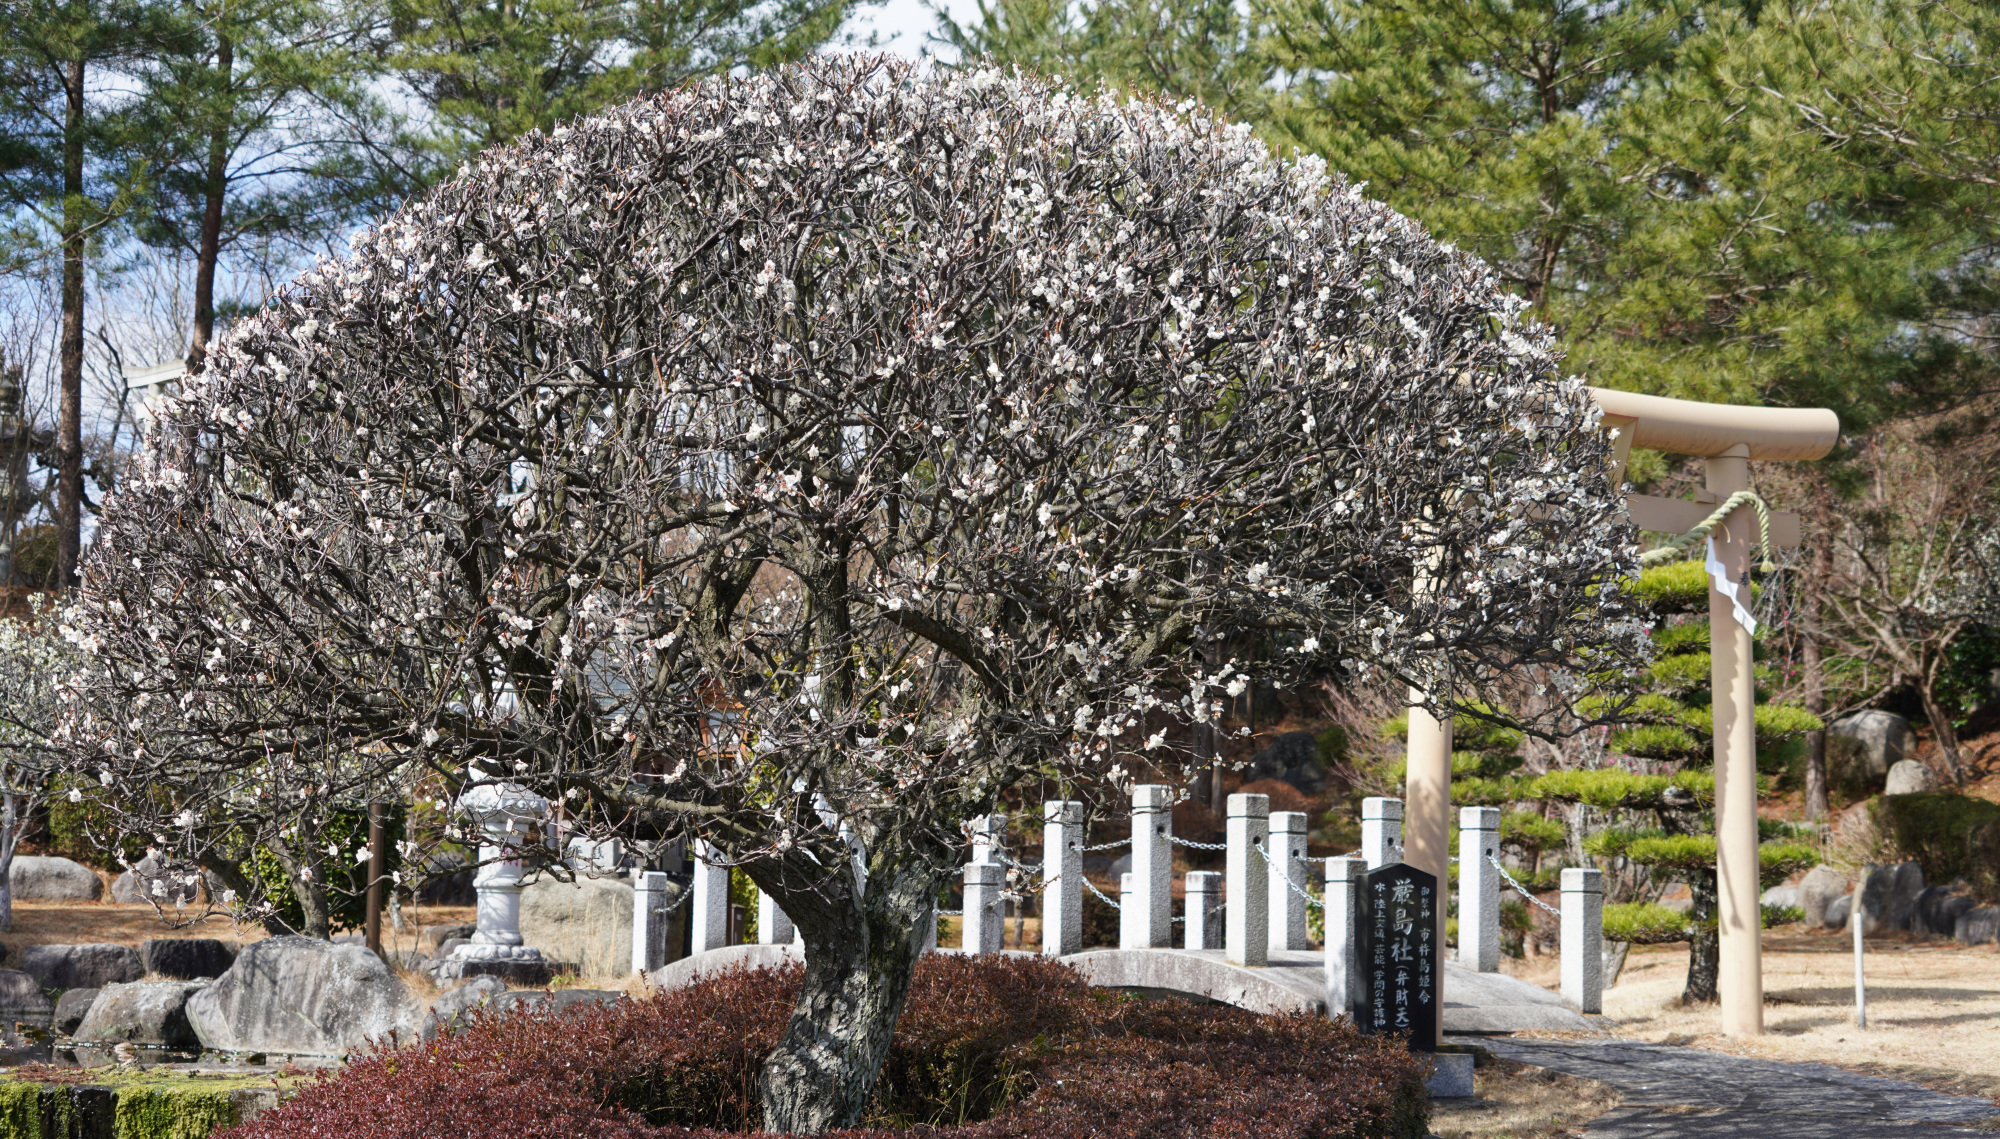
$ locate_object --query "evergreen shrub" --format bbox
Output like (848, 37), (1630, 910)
(1872, 792), (2000, 901)
(224, 956), (1430, 1139)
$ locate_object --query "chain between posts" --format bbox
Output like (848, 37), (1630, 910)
(1254, 841), (1325, 909)
(1081, 838), (1130, 852)
(1489, 853), (1561, 916)
(1082, 874), (1122, 910)
(1167, 834), (1227, 851)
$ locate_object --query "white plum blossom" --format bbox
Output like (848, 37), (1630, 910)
(57, 56), (1643, 1131)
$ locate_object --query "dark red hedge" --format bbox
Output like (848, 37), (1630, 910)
(224, 955), (1429, 1139)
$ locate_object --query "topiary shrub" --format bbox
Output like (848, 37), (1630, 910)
(225, 955), (1429, 1139)
(1872, 791), (2000, 902)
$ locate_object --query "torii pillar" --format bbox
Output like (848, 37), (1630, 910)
(1402, 387), (1836, 1040)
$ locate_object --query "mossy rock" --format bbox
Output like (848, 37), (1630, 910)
(0, 1067), (293, 1139)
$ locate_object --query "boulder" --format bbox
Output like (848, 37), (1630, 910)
(412, 852), (476, 906)
(0, 968), (54, 1028)
(1883, 759), (1936, 796)
(73, 980), (206, 1049)
(487, 988), (623, 1018)
(1826, 893), (1853, 930)
(1956, 906), (2000, 946)
(1857, 861), (1926, 933)
(186, 935), (421, 1056)
(418, 923), (476, 955)
(520, 872), (633, 977)
(110, 855), (200, 905)
(422, 975), (507, 1040)
(1911, 888), (1974, 938)
(52, 987), (99, 1036)
(1242, 731), (1329, 794)
(7, 855), (103, 901)
(1831, 799), (1879, 848)
(16, 943), (143, 991)
(1798, 865), (1849, 929)
(142, 938), (237, 981)
(1827, 711), (1908, 784)
(1759, 884), (1802, 912)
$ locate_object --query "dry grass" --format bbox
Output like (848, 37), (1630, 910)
(1429, 1054), (1624, 1138)
(0, 899), (474, 956)
(1499, 926), (2000, 1101)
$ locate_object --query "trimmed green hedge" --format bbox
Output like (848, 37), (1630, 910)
(1873, 792), (2000, 901)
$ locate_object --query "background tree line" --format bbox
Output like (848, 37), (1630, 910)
(945, 0), (2000, 811)
(4, 0), (2000, 814)
(0, 0), (869, 588)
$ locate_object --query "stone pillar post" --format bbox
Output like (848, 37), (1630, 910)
(1323, 855), (1365, 1016)
(1561, 867), (1604, 1014)
(962, 862), (1004, 954)
(691, 840), (731, 953)
(757, 889), (795, 945)
(1131, 784), (1173, 948)
(1118, 872), (1141, 949)
(1043, 800), (1083, 957)
(1458, 807), (1501, 972)
(1185, 870), (1222, 950)
(970, 814), (1007, 866)
(1225, 793), (1270, 967)
(1361, 797), (1404, 868)
(1268, 811), (1310, 952)
(632, 870), (673, 976)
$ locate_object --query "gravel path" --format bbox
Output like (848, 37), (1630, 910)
(1475, 1036), (2000, 1138)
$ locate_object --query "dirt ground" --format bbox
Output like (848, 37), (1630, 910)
(1429, 1054), (1624, 1139)
(1500, 925), (2000, 1100)
(0, 898), (476, 958)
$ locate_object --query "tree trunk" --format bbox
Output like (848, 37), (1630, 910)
(754, 853), (940, 1134)
(0, 789), (16, 933)
(1682, 870), (1719, 1004)
(57, 57), (87, 590)
(1802, 502), (1833, 818)
(1802, 623), (1828, 820)
(264, 838), (334, 939)
(1917, 683), (1966, 785)
(186, 32), (232, 374)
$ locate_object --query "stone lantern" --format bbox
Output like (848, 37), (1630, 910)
(435, 781), (554, 984)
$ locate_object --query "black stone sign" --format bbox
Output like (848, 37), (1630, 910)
(1350, 861), (1438, 1052)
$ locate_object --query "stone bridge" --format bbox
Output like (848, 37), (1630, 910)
(646, 943), (1596, 1034)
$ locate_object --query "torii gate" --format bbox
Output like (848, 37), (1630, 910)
(1402, 387), (1839, 1038)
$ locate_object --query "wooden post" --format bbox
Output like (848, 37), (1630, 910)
(365, 802), (387, 957)
(1707, 447), (1763, 1037)
(1403, 692), (1451, 1043)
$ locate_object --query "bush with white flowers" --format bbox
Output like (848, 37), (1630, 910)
(60, 56), (1644, 1132)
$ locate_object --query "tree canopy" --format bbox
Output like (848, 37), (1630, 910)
(60, 57), (1644, 1131)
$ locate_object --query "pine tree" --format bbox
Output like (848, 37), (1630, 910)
(932, 0), (1270, 123)
(131, 0), (388, 374)
(1558, 560), (1820, 1004)
(0, 0), (165, 587)
(378, 0), (864, 168)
